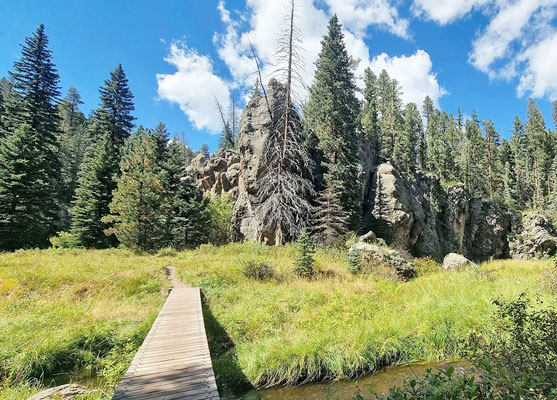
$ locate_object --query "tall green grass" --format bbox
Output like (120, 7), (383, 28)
(0, 249), (171, 399)
(172, 243), (555, 389)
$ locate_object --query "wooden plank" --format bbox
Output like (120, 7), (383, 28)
(112, 286), (219, 400)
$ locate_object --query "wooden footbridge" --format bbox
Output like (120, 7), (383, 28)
(112, 269), (219, 400)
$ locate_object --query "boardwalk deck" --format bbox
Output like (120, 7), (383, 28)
(112, 286), (219, 400)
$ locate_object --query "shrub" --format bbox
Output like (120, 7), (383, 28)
(157, 247), (177, 257)
(241, 260), (275, 280)
(49, 231), (79, 249)
(374, 294), (557, 400)
(205, 195), (234, 245)
(293, 230), (315, 278)
(347, 246), (361, 273)
(539, 257), (557, 294)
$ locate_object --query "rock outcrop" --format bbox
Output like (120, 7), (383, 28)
(510, 212), (557, 259)
(441, 253), (477, 270)
(28, 384), (88, 400)
(186, 149), (241, 200)
(351, 241), (416, 279)
(365, 162), (512, 261)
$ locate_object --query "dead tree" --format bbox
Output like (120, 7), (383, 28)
(254, 0), (314, 245)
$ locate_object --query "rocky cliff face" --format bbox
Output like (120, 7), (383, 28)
(186, 81), (557, 261)
(365, 163), (512, 261)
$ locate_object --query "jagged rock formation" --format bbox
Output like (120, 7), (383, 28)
(365, 163), (512, 261)
(510, 212), (557, 259)
(442, 253), (477, 270)
(187, 149), (240, 199)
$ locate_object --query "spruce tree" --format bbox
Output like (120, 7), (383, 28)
(525, 98), (548, 206)
(91, 64), (135, 151)
(422, 96), (434, 127)
(0, 25), (62, 244)
(293, 230), (315, 278)
(58, 88), (88, 209)
(484, 119), (502, 198)
(380, 78), (404, 160)
(104, 132), (164, 251)
(313, 177), (348, 245)
(0, 125), (54, 249)
(394, 102), (421, 173)
(361, 68), (380, 144)
(305, 15), (361, 230)
(199, 144), (209, 156)
(162, 139), (209, 248)
(463, 116), (488, 198)
(71, 133), (119, 248)
(500, 139), (518, 209)
(510, 116), (531, 208)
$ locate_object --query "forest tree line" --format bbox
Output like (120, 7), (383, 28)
(1, 17), (557, 252)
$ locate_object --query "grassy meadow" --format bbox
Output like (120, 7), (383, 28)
(0, 244), (555, 399)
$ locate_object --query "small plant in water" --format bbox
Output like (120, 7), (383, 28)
(241, 260), (275, 280)
(347, 246), (362, 273)
(293, 230), (315, 278)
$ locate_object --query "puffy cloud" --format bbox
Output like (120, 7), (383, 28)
(369, 50), (447, 106)
(324, 0), (409, 38)
(517, 31), (557, 100)
(156, 43), (230, 134)
(412, 0), (490, 25)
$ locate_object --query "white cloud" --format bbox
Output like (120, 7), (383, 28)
(156, 43), (230, 134)
(412, 0), (490, 25)
(517, 31), (557, 100)
(324, 0), (409, 38)
(158, 0), (445, 132)
(369, 50), (447, 106)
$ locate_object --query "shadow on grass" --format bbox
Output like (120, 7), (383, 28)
(201, 292), (254, 398)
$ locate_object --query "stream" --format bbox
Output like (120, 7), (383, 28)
(242, 361), (471, 400)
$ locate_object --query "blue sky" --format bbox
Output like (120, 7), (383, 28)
(2, 0), (557, 152)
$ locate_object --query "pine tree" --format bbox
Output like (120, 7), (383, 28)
(1, 25), (62, 243)
(162, 139), (209, 248)
(422, 96), (434, 127)
(426, 109), (450, 179)
(199, 144), (209, 156)
(525, 98), (548, 206)
(58, 88), (88, 208)
(463, 116), (488, 198)
(293, 230), (315, 278)
(361, 68), (380, 144)
(71, 133), (119, 248)
(394, 102), (421, 173)
(91, 64), (135, 151)
(0, 125), (55, 250)
(484, 119), (501, 198)
(305, 15), (361, 230)
(104, 132), (164, 251)
(377, 73), (403, 160)
(510, 116), (531, 208)
(312, 177), (348, 245)
(500, 139), (518, 209)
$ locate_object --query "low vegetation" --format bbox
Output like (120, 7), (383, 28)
(1, 245), (555, 399)
(171, 243), (556, 391)
(0, 249), (170, 399)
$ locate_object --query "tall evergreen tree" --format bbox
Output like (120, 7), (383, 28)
(0, 125), (55, 249)
(525, 98), (548, 206)
(378, 74), (403, 159)
(361, 67), (380, 144)
(0, 24), (62, 244)
(510, 116), (531, 208)
(463, 116), (488, 198)
(58, 88), (88, 208)
(422, 96), (434, 127)
(484, 119), (501, 198)
(162, 139), (209, 248)
(71, 133), (119, 248)
(91, 64), (135, 151)
(104, 132), (165, 251)
(394, 102), (421, 173)
(305, 15), (361, 231)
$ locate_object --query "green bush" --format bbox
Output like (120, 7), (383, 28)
(347, 246), (361, 273)
(49, 231), (79, 249)
(241, 260), (275, 280)
(373, 295), (557, 400)
(205, 195), (234, 245)
(293, 230), (315, 278)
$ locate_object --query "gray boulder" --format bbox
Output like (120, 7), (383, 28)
(28, 384), (88, 400)
(510, 212), (557, 259)
(351, 242), (416, 279)
(441, 253), (477, 270)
